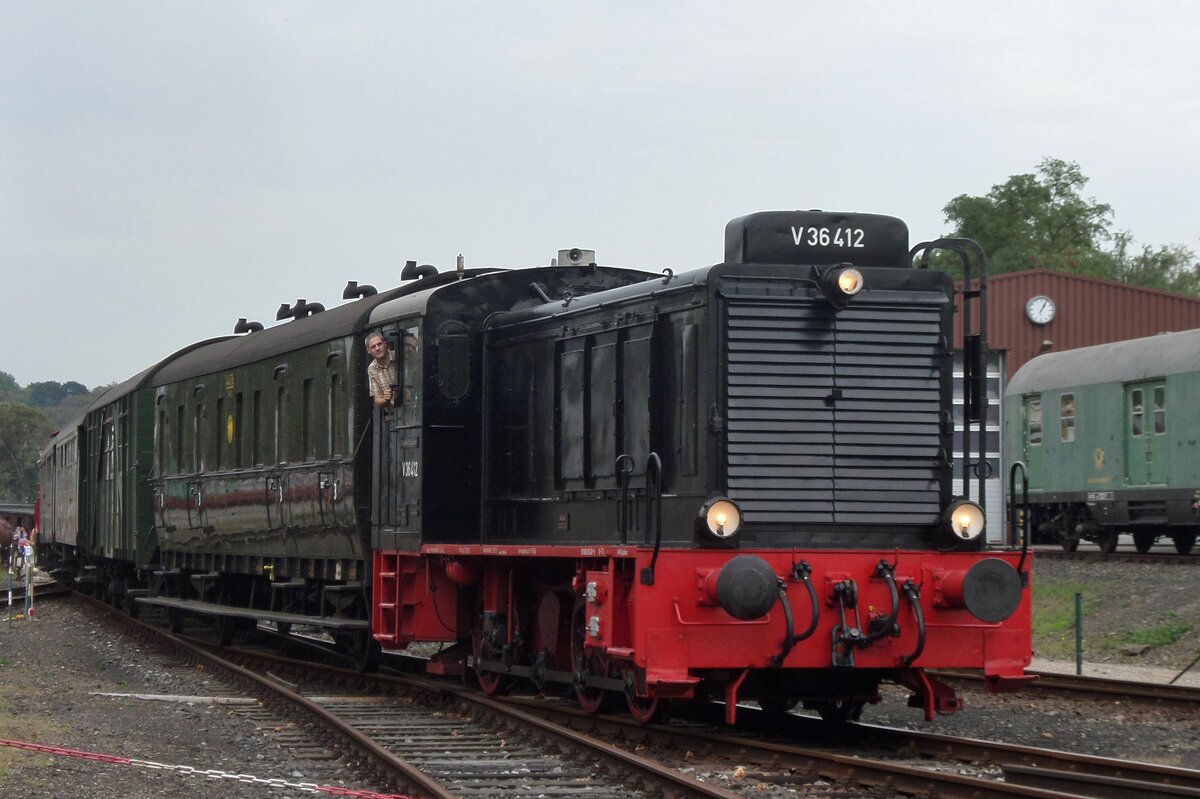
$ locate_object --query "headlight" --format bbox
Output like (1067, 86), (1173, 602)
(818, 264), (864, 307)
(944, 499), (985, 541)
(699, 497), (743, 539)
(836, 267), (863, 296)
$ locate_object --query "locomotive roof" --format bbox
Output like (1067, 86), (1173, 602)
(1006, 327), (1200, 396)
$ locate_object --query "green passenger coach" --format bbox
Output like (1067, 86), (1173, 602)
(1004, 328), (1200, 554)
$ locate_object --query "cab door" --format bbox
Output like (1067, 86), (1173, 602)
(375, 321), (423, 549)
(1125, 381), (1167, 486)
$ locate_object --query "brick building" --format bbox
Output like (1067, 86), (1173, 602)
(955, 270), (1200, 542)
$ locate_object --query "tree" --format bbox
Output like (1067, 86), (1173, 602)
(0, 402), (51, 503)
(0, 371), (17, 403)
(943, 158), (1114, 276)
(1108, 232), (1200, 295)
(25, 380), (69, 408)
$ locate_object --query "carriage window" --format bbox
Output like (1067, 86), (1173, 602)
(235, 392), (245, 467)
(1027, 399), (1042, 445)
(1059, 393), (1075, 443)
(1130, 388), (1144, 436)
(101, 417), (115, 480)
(252, 390), (263, 465)
(175, 405), (185, 474)
(1153, 385), (1166, 434)
(302, 378), (314, 460)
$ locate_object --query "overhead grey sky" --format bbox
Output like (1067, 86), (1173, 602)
(3, 2), (1197, 389)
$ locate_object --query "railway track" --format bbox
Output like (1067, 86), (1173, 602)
(81, 595), (745, 798)
(196, 634), (1200, 799)
(933, 668), (1200, 706)
(77, 593), (1200, 799)
(1033, 548), (1200, 566)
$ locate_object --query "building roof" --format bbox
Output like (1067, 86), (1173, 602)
(972, 269), (1200, 377)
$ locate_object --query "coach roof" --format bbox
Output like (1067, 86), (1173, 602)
(1006, 327), (1200, 396)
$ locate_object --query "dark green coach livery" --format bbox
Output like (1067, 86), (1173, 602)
(1004, 328), (1200, 554)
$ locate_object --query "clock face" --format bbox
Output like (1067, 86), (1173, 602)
(1026, 295), (1056, 325)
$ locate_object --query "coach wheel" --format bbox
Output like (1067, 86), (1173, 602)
(1097, 529), (1119, 554)
(169, 607), (186, 634)
(572, 597), (614, 715)
(335, 630), (380, 673)
(756, 697), (800, 715)
(1133, 532), (1156, 554)
(1173, 533), (1197, 555)
(1061, 537), (1080, 553)
(276, 621), (292, 635)
(812, 699), (864, 725)
(216, 615), (239, 646)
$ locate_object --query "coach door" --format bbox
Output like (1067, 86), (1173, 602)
(1021, 395), (1044, 484)
(1125, 381), (1167, 486)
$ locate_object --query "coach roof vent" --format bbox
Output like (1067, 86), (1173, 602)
(233, 318), (264, 334)
(343, 280), (377, 300)
(401, 260), (439, 281)
(276, 299), (326, 321)
(556, 247), (596, 267)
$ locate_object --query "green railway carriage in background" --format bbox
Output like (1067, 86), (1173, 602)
(1004, 328), (1200, 554)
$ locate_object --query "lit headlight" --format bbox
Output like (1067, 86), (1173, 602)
(835, 267), (863, 296)
(944, 499), (985, 541)
(819, 264), (865, 307)
(699, 497), (743, 539)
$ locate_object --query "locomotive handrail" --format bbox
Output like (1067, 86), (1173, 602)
(615, 454), (635, 545)
(640, 452), (663, 586)
(910, 237), (989, 520)
(1010, 460), (1031, 583)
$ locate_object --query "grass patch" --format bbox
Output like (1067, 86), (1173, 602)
(1124, 620), (1193, 648)
(1031, 581), (1092, 637)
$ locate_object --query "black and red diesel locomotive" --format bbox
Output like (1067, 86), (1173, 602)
(38, 210), (1032, 724)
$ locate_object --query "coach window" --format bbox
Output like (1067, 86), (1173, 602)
(1153, 385), (1166, 434)
(302, 377), (314, 460)
(1027, 398), (1042, 445)
(176, 405), (186, 474)
(326, 352), (345, 451)
(193, 387), (206, 473)
(252, 390), (263, 465)
(157, 400), (167, 474)
(1130, 388), (1144, 436)
(1059, 393), (1075, 443)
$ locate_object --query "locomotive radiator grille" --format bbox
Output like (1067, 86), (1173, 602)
(725, 294), (946, 535)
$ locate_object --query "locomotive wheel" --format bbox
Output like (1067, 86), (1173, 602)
(571, 597), (614, 715)
(625, 693), (670, 724)
(1173, 533), (1197, 555)
(757, 697), (800, 715)
(1096, 529), (1120, 554)
(812, 699), (864, 725)
(472, 603), (513, 696)
(1133, 532), (1156, 554)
